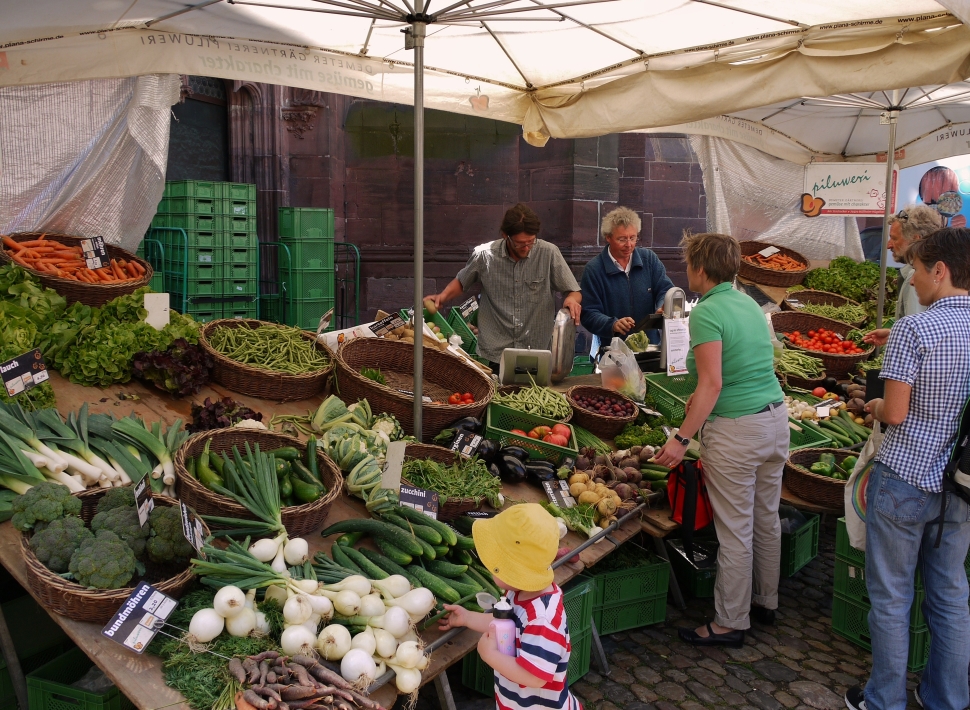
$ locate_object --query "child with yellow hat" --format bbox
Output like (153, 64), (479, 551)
(438, 503), (582, 710)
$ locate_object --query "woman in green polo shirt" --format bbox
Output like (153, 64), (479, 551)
(654, 232), (788, 648)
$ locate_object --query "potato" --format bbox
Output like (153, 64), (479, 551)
(569, 482), (588, 498)
(385, 333), (399, 341)
(423, 297), (438, 315)
(401, 336), (414, 344)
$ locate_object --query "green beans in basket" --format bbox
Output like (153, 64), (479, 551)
(493, 377), (572, 420)
(208, 323), (330, 374)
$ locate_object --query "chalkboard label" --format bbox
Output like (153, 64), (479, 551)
(369, 313), (407, 337)
(399, 484), (439, 519)
(450, 430), (482, 458)
(80, 236), (108, 270)
(543, 480), (576, 508)
(133, 477), (154, 527)
(458, 297), (479, 319)
(102, 583), (177, 654)
(1, 349), (49, 397)
(179, 503), (206, 559)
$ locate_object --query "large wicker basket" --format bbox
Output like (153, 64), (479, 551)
(784, 371), (828, 390)
(336, 338), (494, 441)
(22, 493), (203, 624)
(738, 241), (809, 289)
(565, 386), (637, 439)
(770, 311), (873, 377)
(782, 290), (866, 327)
(784, 448), (852, 510)
(200, 319), (333, 402)
(174, 428), (342, 537)
(496, 385), (572, 423)
(0, 232), (153, 307)
(401, 443), (482, 521)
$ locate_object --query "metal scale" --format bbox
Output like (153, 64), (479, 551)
(498, 308), (576, 385)
(625, 286), (688, 373)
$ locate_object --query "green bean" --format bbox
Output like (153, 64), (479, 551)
(493, 377), (572, 419)
(209, 323), (330, 373)
(402, 458), (502, 500)
(776, 349), (824, 378)
(800, 303), (867, 324)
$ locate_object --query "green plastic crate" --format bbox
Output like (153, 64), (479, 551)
(0, 595), (74, 707)
(223, 301), (259, 320)
(225, 245), (259, 265)
(279, 207), (335, 240)
(784, 388), (823, 405)
(27, 648), (135, 710)
(179, 279), (219, 297)
(836, 517), (867, 568)
(834, 557), (927, 630)
(667, 539), (719, 598)
(645, 372), (697, 422)
(460, 652), (493, 697)
(569, 356), (596, 377)
(583, 546), (670, 606)
(290, 268), (335, 300)
(219, 198), (256, 216)
(562, 576), (596, 636)
(163, 239), (219, 266)
(788, 418), (833, 451)
(223, 278), (258, 297)
(214, 182), (256, 201)
(780, 512), (819, 577)
(164, 179), (217, 198)
(291, 296), (336, 330)
(567, 627), (592, 686)
(401, 308), (455, 341)
(447, 308), (478, 354)
(226, 231), (258, 249)
(593, 592), (668, 634)
(150, 213), (218, 232)
(484, 404), (578, 465)
(181, 305), (220, 322)
(225, 262), (259, 281)
(158, 196), (215, 214)
(832, 593), (930, 673)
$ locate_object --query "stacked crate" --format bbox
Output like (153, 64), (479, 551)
(584, 544), (670, 632)
(278, 208), (336, 330)
(147, 180), (259, 322)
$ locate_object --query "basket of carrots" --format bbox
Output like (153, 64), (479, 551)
(738, 241), (809, 289)
(0, 232), (153, 307)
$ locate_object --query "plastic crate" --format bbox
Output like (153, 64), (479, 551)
(223, 278), (258, 297)
(214, 182), (256, 201)
(788, 418), (833, 451)
(150, 213), (217, 232)
(225, 245), (259, 265)
(667, 539), (719, 598)
(784, 388), (823, 405)
(290, 269), (335, 300)
(593, 592), (668, 634)
(219, 198), (256, 216)
(181, 279), (219, 297)
(401, 308), (455, 341)
(164, 179), (217, 198)
(569, 356), (596, 377)
(583, 545), (670, 606)
(225, 262), (259, 281)
(645, 372), (697, 422)
(460, 652), (493, 697)
(836, 517), (867, 568)
(567, 627), (592, 686)
(163, 239), (220, 266)
(833, 557), (926, 630)
(223, 301), (259, 320)
(291, 296), (336, 330)
(562, 576), (596, 636)
(158, 196), (215, 214)
(27, 647), (135, 710)
(181, 305), (221, 323)
(484, 404), (579, 465)
(0, 595), (74, 707)
(279, 238), (335, 270)
(447, 308), (479, 354)
(831, 593), (930, 673)
(279, 207), (335, 240)
(226, 231), (258, 249)
(780, 512), (819, 577)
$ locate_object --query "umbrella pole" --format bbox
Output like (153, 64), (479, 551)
(875, 105), (899, 330)
(413, 18), (427, 440)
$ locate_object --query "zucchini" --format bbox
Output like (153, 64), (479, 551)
(453, 531), (476, 551)
(394, 505), (459, 546)
(306, 437), (321, 482)
(639, 468), (669, 481)
(468, 561), (501, 597)
(382, 513), (443, 545)
(358, 548), (422, 588)
(266, 446), (302, 461)
(185, 456), (197, 479)
(320, 519), (424, 557)
(449, 549), (474, 566)
(407, 565), (461, 604)
(329, 544), (364, 575)
(335, 531), (366, 547)
(291, 461), (324, 489)
(373, 537), (414, 566)
(339, 546), (388, 579)
(425, 559), (468, 578)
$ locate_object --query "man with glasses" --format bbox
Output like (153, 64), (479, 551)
(426, 203), (582, 373)
(579, 207), (674, 352)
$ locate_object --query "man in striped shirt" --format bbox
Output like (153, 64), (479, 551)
(438, 504), (582, 710)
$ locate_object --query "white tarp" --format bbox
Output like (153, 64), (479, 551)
(0, 74), (179, 249)
(0, 2), (968, 145)
(690, 135), (864, 261)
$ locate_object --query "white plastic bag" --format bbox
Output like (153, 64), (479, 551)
(599, 337), (647, 403)
(844, 422), (883, 551)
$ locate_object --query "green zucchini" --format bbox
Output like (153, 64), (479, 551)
(266, 446), (302, 461)
(407, 565), (461, 603)
(358, 548), (422, 588)
(320, 519), (424, 557)
(394, 505), (459, 546)
(373, 537), (414, 566)
(291, 460), (323, 488)
(639, 468), (669, 481)
(340, 546), (388, 579)
(383, 513), (443, 545)
(425, 559), (468, 578)
(468, 562), (502, 598)
(208, 451), (225, 476)
(335, 531), (366, 547)
(329, 544), (364, 575)
(452, 516), (474, 536)
(185, 456), (197, 479)
(306, 437), (321, 482)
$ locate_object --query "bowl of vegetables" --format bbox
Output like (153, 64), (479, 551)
(784, 448), (857, 509)
(771, 311), (873, 377)
(738, 241), (809, 288)
(401, 443), (502, 519)
(565, 386), (638, 439)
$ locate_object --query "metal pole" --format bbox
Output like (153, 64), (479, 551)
(413, 17), (426, 440)
(875, 94), (900, 330)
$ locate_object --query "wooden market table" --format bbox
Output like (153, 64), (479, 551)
(0, 370), (646, 710)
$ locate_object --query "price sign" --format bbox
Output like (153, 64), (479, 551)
(80, 237), (108, 270)
(369, 313), (407, 337)
(102, 583), (178, 654)
(179, 503), (206, 559)
(133, 477), (154, 527)
(757, 246), (781, 258)
(1, 349), (49, 397)
(450, 430), (482, 458)
(458, 296), (479, 319)
(464, 510), (496, 519)
(399, 484), (439, 519)
(543, 480), (576, 508)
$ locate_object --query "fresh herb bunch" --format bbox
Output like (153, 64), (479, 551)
(361, 367), (386, 385)
(803, 257), (899, 304)
(133, 339), (214, 397)
(402, 456), (502, 504)
(614, 422), (668, 449)
(188, 397), (263, 433)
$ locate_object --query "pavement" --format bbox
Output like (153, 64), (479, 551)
(412, 517), (926, 710)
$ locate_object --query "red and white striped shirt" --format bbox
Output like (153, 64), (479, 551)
(493, 586), (583, 710)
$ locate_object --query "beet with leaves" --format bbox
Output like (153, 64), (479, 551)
(188, 397), (263, 433)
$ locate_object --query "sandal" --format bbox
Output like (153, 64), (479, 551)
(678, 622), (744, 649)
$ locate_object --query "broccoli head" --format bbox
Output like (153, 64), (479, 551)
(90, 506), (148, 559)
(11, 482), (82, 532)
(145, 506), (194, 565)
(29, 516), (94, 573)
(68, 531), (137, 589)
(96, 487), (136, 514)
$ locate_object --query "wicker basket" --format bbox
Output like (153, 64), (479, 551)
(770, 311), (873, 377)
(199, 319), (333, 402)
(22, 494), (203, 624)
(336, 338), (494, 441)
(784, 448), (853, 510)
(401, 443), (482, 520)
(784, 371), (828, 390)
(0, 232), (153, 307)
(738, 241), (809, 288)
(496, 385), (572, 423)
(565, 386), (637, 439)
(782, 290), (866, 327)
(173, 428), (342, 537)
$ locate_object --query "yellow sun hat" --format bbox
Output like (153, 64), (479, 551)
(472, 503), (560, 592)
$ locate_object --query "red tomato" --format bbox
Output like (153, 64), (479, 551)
(543, 433), (568, 446)
(448, 393), (462, 404)
(462, 392), (473, 401)
(530, 426), (551, 439)
(510, 429), (528, 437)
(551, 423), (571, 439)
(812, 387), (827, 397)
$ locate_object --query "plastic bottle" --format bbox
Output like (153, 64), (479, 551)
(489, 600), (517, 657)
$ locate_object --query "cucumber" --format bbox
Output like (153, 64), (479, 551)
(452, 516), (474, 536)
(335, 531), (366, 547)
(382, 513), (443, 545)
(449, 549), (474, 566)
(358, 548), (422, 588)
(456, 572), (484, 592)
(329, 544), (364, 575)
(453, 531), (476, 551)
(407, 565), (461, 604)
(373, 537), (414, 566)
(320, 519), (424, 557)
(425, 559), (468, 578)
(468, 562), (502, 598)
(339, 546), (388, 579)
(266, 446), (302, 461)
(414, 534), (437, 560)
(640, 468), (669, 481)
(394, 505), (459, 546)
(445, 577), (482, 598)
(432, 545), (450, 558)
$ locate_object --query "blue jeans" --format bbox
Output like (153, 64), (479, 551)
(864, 462), (970, 710)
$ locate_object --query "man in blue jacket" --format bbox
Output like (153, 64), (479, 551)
(580, 207), (674, 351)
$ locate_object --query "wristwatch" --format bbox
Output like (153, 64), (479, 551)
(673, 433), (690, 446)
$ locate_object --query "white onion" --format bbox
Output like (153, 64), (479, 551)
(302, 614), (321, 635)
(324, 575), (372, 597)
(317, 624), (353, 661)
(373, 627), (398, 659)
(324, 590), (361, 617)
(213, 586), (247, 618)
(249, 538), (280, 562)
(340, 649), (378, 687)
(351, 627), (377, 656)
(392, 640), (423, 669)
(389, 664), (422, 694)
(373, 575), (411, 599)
(253, 611), (270, 637)
(244, 589), (257, 611)
(294, 579), (319, 594)
(384, 588), (435, 619)
(281, 625), (318, 657)
(264, 585), (288, 606)
(374, 606), (412, 639)
(399, 628), (419, 644)
(283, 594), (314, 625)
(188, 608), (224, 644)
(283, 538), (310, 566)
(271, 544), (288, 573)
(375, 659), (387, 677)
(415, 654), (429, 671)
(226, 607), (257, 637)
(359, 593), (386, 618)
(306, 593), (334, 621)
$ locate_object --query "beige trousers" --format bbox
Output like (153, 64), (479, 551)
(699, 403), (790, 630)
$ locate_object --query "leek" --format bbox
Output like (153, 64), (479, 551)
(66, 405), (118, 481)
(0, 406), (68, 471)
(112, 415), (173, 482)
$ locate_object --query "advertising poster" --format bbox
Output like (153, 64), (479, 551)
(897, 156), (970, 230)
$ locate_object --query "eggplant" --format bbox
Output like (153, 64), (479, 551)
(500, 446), (530, 462)
(487, 463), (503, 480)
(852, 376), (868, 387)
(476, 439), (500, 463)
(448, 416), (482, 433)
(822, 377), (840, 392)
(525, 462), (557, 483)
(525, 459), (556, 475)
(498, 454), (527, 483)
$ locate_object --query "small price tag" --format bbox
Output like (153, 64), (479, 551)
(80, 236), (108, 270)
(179, 503), (206, 559)
(786, 298), (802, 308)
(543, 480), (576, 508)
(198, 253), (212, 263)
(458, 296), (479, 319)
(816, 405), (831, 418)
(450, 430), (482, 457)
(464, 510), (496, 519)
(102, 583), (178, 654)
(758, 246), (781, 258)
(399, 484), (439, 519)
(133, 477), (154, 527)
(1, 349), (49, 397)
(369, 313), (407, 337)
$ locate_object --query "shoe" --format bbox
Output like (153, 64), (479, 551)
(678, 622), (745, 649)
(845, 685), (867, 710)
(914, 683), (923, 708)
(750, 605), (775, 626)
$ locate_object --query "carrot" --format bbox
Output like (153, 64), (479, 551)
(1, 237), (24, 251)
(125, 261), (139, 278)
(110, 259), (126, 280)
(130, 260), (146, 275)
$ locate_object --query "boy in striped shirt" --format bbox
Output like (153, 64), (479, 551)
(439, 504), (582, 710)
